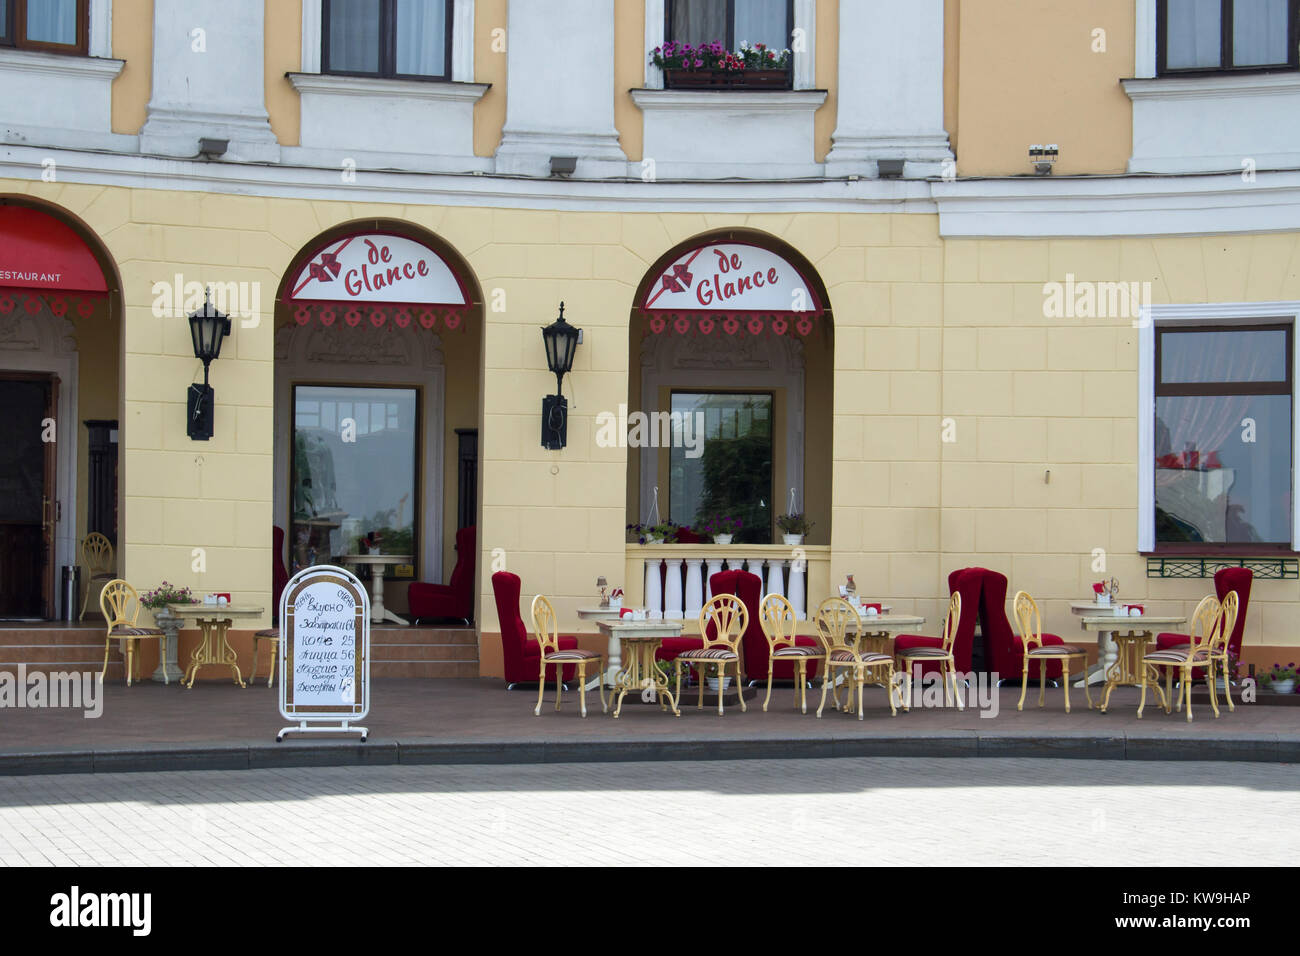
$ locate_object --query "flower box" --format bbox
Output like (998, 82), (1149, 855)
(664, 68), (790, 90)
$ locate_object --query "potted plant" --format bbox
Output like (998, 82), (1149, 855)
(1092, 577), (1118, 606)
(609, 587), (624, 610)
(139, 581), (198, 622)
(627, 521), (681, 545)
(650, 40), (791, 90)
(697, 514), (743, 545)
(777, 512), (815, 546)
(1262, 662), (1298, 695)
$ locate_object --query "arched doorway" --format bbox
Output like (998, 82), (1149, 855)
(626, 229), (834, 620)
(0, 198), (122, 620)
(273, 221), (484, 633)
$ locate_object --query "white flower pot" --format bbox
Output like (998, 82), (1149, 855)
(1095, 594), (1111, 605)
(643, 536), (662, 545)
(712, 534), (733, 545)
(782, 533), (804, 546)
(707, 676), (732, 692)
(1270, 679), (1296, 695)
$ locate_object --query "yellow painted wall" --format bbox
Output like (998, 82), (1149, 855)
(70, 300), (120, 555)
(812, 0), (837, 163)
(264, 0), (302, 146)
(474, 0), (509, 157)
(613, 0), (645, 162)
(110, 0), (152, 135)
(953, 0), (1133, 176)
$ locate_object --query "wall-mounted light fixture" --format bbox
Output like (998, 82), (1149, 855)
(198, 137), (229, 159)
(549, 156), (577, 178)
(1029, 144), (1058, 175)
(540, 302), (581, 450)
(877, 159), (905, 179)
(187, 288), (232, 441)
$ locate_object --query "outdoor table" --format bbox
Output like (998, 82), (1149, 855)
(576, 607), (622, 621)
(166, 603), (265, 689)
(1070, 601), (1126, 687)
(337, 554), (412, 624)
(851, 613), (924, 656)
(1080, 613), (1185, 713)
(596, 619), (683, 718)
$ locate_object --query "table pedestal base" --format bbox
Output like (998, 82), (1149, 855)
(183, 618), (246, 688)
(611, 640), (679, 718)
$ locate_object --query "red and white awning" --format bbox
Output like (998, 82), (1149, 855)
(285, 232), (471, 331)
(638, 241), (824, 336)
(0, 205), (109, 318)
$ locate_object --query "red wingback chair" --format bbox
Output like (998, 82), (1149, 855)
(653, 569), (762, 672)
(408, 525), (476, 624)
(271, 525), (290, 624)
(893, 567), (983, 678)
(491, 571), (576, 686)
(980, 568), (1065, 681)
(1155, 566), (1253, 663)
(729, 573), (821, 683)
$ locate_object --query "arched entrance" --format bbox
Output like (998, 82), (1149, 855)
(0, 198), (122, 620)
(626, 229), (834, 620)
(273, 221), (484, 633)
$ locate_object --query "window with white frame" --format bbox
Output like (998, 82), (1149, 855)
(323, 0), (452, 80)
(1158, 0), (1299, 74)
(0, 0), (87, 54)
(1141, 308), (1298, 553)
(658, 0), (794, 88)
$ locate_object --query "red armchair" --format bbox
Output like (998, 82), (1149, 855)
(408, 525), (475, 625)
(726, 572), (821, 683)
(979, 568), (1065, 681)
(492, 571), (576, 687)
(1155, 567), (1252, 663)
(893, 567), (983, 678)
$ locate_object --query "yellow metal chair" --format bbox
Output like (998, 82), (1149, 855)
(675, 593), (748, 716)
(1139, 591), (1238, 722)
(815, 597), (899, 719)
(79, 532), (115, 620)
(1013, 590), (1092, 713)
(530, 594), (606, 717)
(895, 591), (963, 710)
(759, 593), (825, 714)
(249, 627), (281, 688)
(98, 579), (168, 686)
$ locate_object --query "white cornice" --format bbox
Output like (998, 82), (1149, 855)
(0, 49), (124, 80)
(1123, 72), (1300, 101)
(287, 72), (489, 103)
(630, 89), (827, 112)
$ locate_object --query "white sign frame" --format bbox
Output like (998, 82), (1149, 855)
(276, 564), (371, 742)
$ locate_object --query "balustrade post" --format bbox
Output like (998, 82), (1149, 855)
(645, 557), (663, 620)
(663, 558), (685, 620)
(684, 558), (704, 618)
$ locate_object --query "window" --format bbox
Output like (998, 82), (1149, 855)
(323, 0), (453, 80)
(1153, 325), (1293, 549)
(669, 392), (773, 544)
(667, 0), (792, 51)
(1158, 0), (1299, 74)
(0, 0), (87, 54)
(291, 385), (419, 574)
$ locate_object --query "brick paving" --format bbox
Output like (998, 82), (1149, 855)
(0, 757), (1296, 866)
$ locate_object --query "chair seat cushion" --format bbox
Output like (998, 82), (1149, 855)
(1144, 648), (1209, 663)
(524, 636), (578, 656)
(1027, 643), (1086, 656)
(110, 625), (164, 636)
(255, 627), (280, 638)
(677, 647), (738, 661)
(772, 645), (824, 658)
(657, 636), (705, 657)
(894, 634), (942, 652)
(896, 645), (951, 659)
(543, 649), (600, 662)
(829, 649), (892, 663)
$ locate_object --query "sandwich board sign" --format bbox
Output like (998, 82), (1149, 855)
(277, 565), (370, 741)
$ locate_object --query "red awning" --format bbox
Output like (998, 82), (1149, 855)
(0, 205), (108, 293)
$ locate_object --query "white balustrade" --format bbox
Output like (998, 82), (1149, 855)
(663, 557), (684, 620)
(766, 558), (786, 601)
(705, 558), (724, 600)
(635, 547), (818, 621)
(788, 557), (806, 619)
(684, 559), (704, 617)
(645, 557), (663, 620)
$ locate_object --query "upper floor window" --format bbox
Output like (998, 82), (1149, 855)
(323, 0), (452, 80)
(0, 0), (87, 55)
(1158, 0), (1299, 74)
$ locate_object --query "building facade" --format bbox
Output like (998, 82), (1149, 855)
(3, 0), (1300, 679)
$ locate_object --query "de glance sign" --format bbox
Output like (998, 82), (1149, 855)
(277, 565), (370, 741)
(289, 233), (468, 305)
(643, 242), (818, 314)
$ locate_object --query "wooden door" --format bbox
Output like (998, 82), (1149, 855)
(0, 373), (58, 619)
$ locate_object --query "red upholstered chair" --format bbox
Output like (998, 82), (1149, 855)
(1155, 567), (1252, 667)
(894, 567), (983, 678)
(979, 569), (1064, 681)
(251, 525), (291, 687)
(492, 571), (576, 687)
(408, 525), (476, 625)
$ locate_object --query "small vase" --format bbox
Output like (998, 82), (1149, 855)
(1271, 679), (1296, 695)
(707, 676), (733, 692)
(713, 534), (733, 545)
(643, 536), (662, 546)
(782, 533), (803, 546)
(1095, 594), (1111, 605)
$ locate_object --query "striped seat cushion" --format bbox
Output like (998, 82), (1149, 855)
(829, 650), (892, 664)
(897, 646), (950, 659)
(543, 649), (601, 661)
(255, 628), (280, 639)
(772, 645), (823, 658)
(677, 647), (738, 661)
(1144, 648), (1209, 664)
(1027, 644), (1086, 656)
(110, 625), (164, 637)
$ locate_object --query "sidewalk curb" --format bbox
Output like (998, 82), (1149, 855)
(0, 732), (1294, 776)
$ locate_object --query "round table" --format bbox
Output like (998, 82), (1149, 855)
(166, 603), (265, 688)
(596, 620), (683, 718)
(1080, 613), (1186, 713)
(338, 554), (412, 624)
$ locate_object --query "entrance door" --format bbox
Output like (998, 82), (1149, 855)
(0, 373), (58, 619)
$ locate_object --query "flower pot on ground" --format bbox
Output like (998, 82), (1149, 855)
(1262, 663), (1299, 695)
(707, 675), (733, 692)
(1270, 679), (1297, 695)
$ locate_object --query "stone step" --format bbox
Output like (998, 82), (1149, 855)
(369, 643), (479, 662)
(369, 627), (477, 646)
(369, 661), (479, 679)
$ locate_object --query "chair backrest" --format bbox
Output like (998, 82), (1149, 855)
(530, 593), (560, 656)
(698, 593), (747, 652)
(1011, 590), (1044, 653)
(1213, 567), (1252, 657)
(449, 525), (476, 603)
(946, 567), (983, 671)
(814, 597), (858, 654)
(1188, 593), (1220, 644)
(491, 571), (529, 671)
(759, 593), (797, 652)
(81, 533), (114, 577)
(272, 525), (290, 625)
(974, 568), (1017, 673)
(99, 579), (140, 631)
(940, 591), (962, 653)
(711, 569), (767, 675)
(1206, 591), (1240, 657)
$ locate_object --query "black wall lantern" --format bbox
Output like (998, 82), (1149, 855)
(540, 301), (581, 450)
(187, 288), (232, 441)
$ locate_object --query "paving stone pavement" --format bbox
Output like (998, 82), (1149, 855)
(0, 757), (1296, 866)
